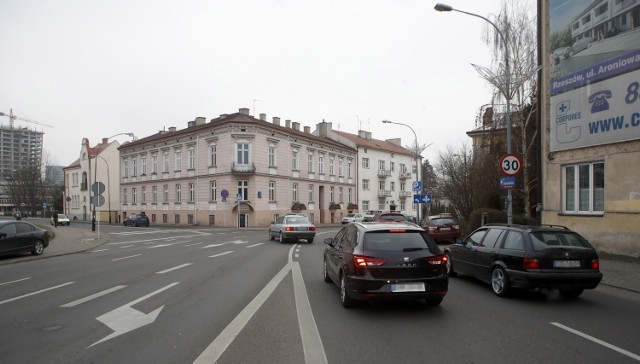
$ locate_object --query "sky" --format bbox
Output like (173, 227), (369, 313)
(0, 0), (511, 168)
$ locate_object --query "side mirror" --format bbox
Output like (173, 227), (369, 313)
(0, 232), (6, 238)
(324, 238), (334, 246)
(465, 241), (474, 249)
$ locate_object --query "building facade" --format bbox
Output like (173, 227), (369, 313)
(63, 138), (121, 222)
(117, 109), (357, 227)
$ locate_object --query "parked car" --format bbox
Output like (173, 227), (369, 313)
(371, 211), (408, 223)
(323, 221), (448, 307)
(568, 37), (593, 57)
(268, 213), (316, 243)
(341, 213), (364, 224)
(0, 221), (49, 257)
(422, 214), (460, 243)
(552, 46), (570, 63)
(445, 224), (603, 298)
(362, 210), (382, 222)
(123, 213), (150, 227)
(405, 215), (419, 225)
(50, 213), (71, 226)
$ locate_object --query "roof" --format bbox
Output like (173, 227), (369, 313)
(63, 138), (116, 169)
(333, 130), (412, 156)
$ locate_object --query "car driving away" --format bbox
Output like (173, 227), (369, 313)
(268, 213), (316, 243)
(445, 223), (602, 298)
(341, 213), (364, 224)
(51, 213), (71, 226)
(422, 214), (460, 243)
(0, 220), (49, 257)
(123, 213), (150, 227)
(323, 222), (449, 307)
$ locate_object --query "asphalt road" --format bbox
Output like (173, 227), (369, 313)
(1, 225), (639, 363)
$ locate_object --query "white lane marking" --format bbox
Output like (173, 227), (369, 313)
(90, 282), (180, 347)
(110, 229), (204, 236)
(209, 251), (234, 258)
(148, 243), (175, 248)
(92, 249), (110, 252)
(551, 322), (640, 361)
(230, 240), (249, 244)
(0, 277), (30, 286)
(0, 282), (75, 305)
(202, 243), (225, 249)
(292, 260), (328, 364)
(186, 242), (205, 247)
(60, 285), (127, 308)
(194, 245), (296, 364)
(111, 254), (142, 261)
(120, 245), (135, 249)
(156, 263), (193, 274)
(246, 243), (263, 248)
(107, 233), (211, 246)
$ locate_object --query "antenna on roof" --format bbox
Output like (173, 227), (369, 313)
(252, 99), (263, 116)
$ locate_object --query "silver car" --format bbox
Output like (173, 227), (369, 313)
(341, 213), (364, 224)
(268, 214), (316, 243)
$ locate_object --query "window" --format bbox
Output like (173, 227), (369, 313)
(269, 145), (276, 167)
(163, 214), (168, 223)
(141, 186), (146, 203)
(347, 160), (352, 178)
(123, 160), (129, 178)
(400, 200), (405, 211)
(330, 186), (334, 202)
(378, 181), (385, 190)
(362, 157), (370, 169)
(163, 152), (169, 172)
(503, 231), (525, 250)
(378, 160), (385, 170)
(348, 188), (352, 203)
(269, 181), (276, 201)
(339, 159), (344, 176)
(390, 182), (395, 191)
(308, 153), (314, 172)
(362, 179), (370, 191)
(237, 180), (248, 200)
(123, 188), (128, 204)
(362, 200), (370, 211)
(132, 159), (137, 176)
(292, 150), (299, 170)
(318, 155), (324, 174)
(188, 149), (195, 169)
(482, 229), (505, 248)
(152, 185), (157, 203)
(339, 187), (343, 202)
(237, 142), (250, 165)
(152, 155), (158, 173)
(329, 157), (335, 175)
(292, 183), (298, 202)
(390, 162), (395, 172)
(210, 144), (217, 166)
(163, 184), (169, 202)
(175, 214), (180, 224)
(175, 184), (182, 202)
(189, 182), (195, 202)
(132, 188), (137, 204)
(563, 162), (604, 213)
(141, 157), (147, 175)
(210, 181), (217, 201)
(308, 184), (314, 202)
(175, 150), (182, 171)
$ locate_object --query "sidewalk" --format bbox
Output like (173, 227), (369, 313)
(2, 221), (639, 294)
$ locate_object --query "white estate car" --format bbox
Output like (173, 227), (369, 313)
(341, 213), (364, 224)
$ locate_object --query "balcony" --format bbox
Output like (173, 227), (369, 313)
(377, 190), (392, 198)
(231, 162), (256, 175)
(377, 169), (392, 178)
(399, 191), (412, 198)
(399, 171), (412, 180)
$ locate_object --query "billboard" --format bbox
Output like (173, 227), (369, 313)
(549, 0), (640, 152)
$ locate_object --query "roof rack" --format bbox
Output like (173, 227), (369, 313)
(536, 224), (570, 230)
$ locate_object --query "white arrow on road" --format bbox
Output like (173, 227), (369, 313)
(89, 282), (179, 347)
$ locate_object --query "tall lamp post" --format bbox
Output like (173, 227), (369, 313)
(381, 120), (421, 223)
(434, 3), (513, 224)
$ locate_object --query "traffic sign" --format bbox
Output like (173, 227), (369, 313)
(412, 181), (422, 192)
(499, 153), (523, 176)
(500, 177), (516, 189)
(413, 194), (429, 204)
(92, 182), (106, 195)
(92, 195), (106, 207)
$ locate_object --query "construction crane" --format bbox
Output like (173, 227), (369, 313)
(0, 108), (54, 128)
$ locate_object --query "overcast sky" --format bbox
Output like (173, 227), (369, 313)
(1, 0), (510, 167)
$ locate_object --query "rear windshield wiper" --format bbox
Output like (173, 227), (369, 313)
(403, 247), (427, 252)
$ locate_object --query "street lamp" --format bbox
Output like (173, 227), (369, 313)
(381, 120), (421, 223)
(435, 3), (513, 224)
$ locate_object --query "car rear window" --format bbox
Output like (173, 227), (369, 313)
(529, 231), (592, 251)
(286, 217), (309, 224)
(431, 218), (455, 226)
(379, 214), (406, 221)
(363, 230), (437, 252)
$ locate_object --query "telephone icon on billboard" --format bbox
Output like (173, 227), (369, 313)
(589, 90), (611, 113)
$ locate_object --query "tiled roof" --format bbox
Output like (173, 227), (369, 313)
(333, 130), (412, 156)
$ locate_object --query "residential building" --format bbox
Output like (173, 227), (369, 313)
(63, 137), (121, 222)
(314, 122), (419, 218)
(117, 108), (357, 227)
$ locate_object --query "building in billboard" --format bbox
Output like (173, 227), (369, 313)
(543, 0), (640, 257)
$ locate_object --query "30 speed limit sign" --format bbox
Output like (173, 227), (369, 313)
(500, 153), (522, 176)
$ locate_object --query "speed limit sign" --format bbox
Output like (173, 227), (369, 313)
(500, 153), (522, 176)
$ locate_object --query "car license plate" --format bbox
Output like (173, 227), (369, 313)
(553, 260), (580, 268)
(391, 283), (425, 292)
(440, 227), (451, 231)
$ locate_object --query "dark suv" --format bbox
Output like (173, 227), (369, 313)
(445, 224), (602, 298)
(422, 214), (460, 243)
(323, 222), (449, 307)
(123, 213), (150, 227)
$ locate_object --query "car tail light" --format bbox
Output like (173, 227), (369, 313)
(285, 226), (295, 231)
(591, 258), (599, 270)
(523, 257), (540, 269)
(308, 226), (316, 231)
(426, 255), (448, 265)
(353, 255), (386, 267)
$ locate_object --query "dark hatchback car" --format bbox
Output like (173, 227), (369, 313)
(323, 222), (449, 307)
(123, 213), (150, 227)
(422, 214), (460, 243)
(445, 224), (602, 298)
(0, 221), (49, 257)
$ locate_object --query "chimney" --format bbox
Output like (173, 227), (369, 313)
(102, 137), (109, 145)
(195, 117), (206, 125)
(188, 121), (194, 128)
(169, 127), (177, 132)
(285, 119), (291, 128)
(220, 114), (228, 118)
(304, 126), (311, 133)
(292, 122), (300, 131)
(259, 113), (266, 121)
(272, 117), (280, 126)
(316, 121), (332, 137)
(239, 108), (250, 115)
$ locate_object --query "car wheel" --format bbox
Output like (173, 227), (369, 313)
(340, 273), (356, 308)
(278, 232), (285, 243)
(323, 258), (332, 283)
(491, 266), (510, 297)
(269, 231), (275, 241)
(424, 296), (444, 306)
(31, 240), (45, 256)
(445, 252), (457, 277)
(561, 288), (584, 298)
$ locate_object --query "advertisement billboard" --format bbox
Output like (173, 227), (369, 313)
(549, 0), (640, 152)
